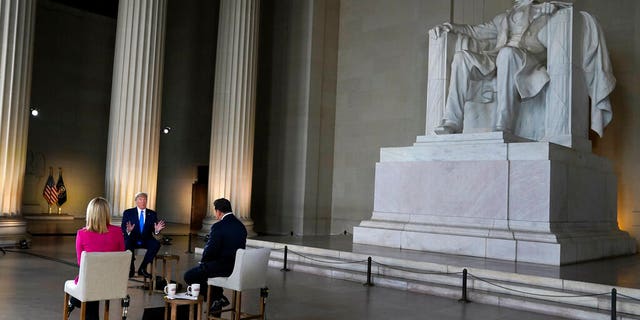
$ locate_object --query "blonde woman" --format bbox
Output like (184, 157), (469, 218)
(68, 197), (125, 319)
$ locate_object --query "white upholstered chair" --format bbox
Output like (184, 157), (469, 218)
(63, 251), (132, 320)
(207, 248), (271, 320)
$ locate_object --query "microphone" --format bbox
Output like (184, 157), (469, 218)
(121, 294), (130, 319)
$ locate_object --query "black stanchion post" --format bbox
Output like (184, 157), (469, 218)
(363, 257), (374, 286)
(611, 288), (617, 320)
(280, 246), (291, 272)
(458, 268), (470, 303)
(186, 233), (193, 253)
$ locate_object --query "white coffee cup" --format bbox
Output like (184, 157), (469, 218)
(164, 283), (177, 298)
(187, 283), (200, 297)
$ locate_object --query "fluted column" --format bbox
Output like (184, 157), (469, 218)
(0, 0), (36, 244)
(106, 0), (167, 219)
(201, 0), (260, 236)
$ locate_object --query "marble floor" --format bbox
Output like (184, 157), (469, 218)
(26, 218), (640, 290)
(254, 234), (640, 289)
(0, 224), (572, 320)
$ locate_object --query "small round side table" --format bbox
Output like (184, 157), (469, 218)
(152, 254), (180, 294)
(163, 295), (203, 320)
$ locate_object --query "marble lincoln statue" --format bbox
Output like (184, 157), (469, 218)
(432, 0), (562, 134)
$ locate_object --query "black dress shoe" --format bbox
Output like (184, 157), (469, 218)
(209, 296), (230, 317)
(129, 270), (135, 278)
(220, 295), (230, 307)
(138, 267), (151, 278)
(209, 299), (223, 317)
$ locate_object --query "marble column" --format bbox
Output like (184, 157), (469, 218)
(201, 0), (260, 236)
(0, 0), (36, 245)
(106, 0), (167, 220)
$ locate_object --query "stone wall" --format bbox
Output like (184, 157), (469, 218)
(331, 0), (449, 233)
(25, 1), (115, 216)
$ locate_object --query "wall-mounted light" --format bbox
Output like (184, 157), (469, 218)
(30, 107), (39, 117)
(162, 126), (172, 134)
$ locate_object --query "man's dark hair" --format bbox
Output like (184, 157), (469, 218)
(213, 198), (232, 213)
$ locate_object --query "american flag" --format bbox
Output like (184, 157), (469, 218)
(43, 170), (58, 205)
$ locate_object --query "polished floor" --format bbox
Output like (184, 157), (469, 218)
(30, 217), (638, 290)
(254, 234), (640, 289)
(0, 223), (571, 320)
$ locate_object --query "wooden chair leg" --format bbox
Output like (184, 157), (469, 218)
(225, 290), (235, 319)
(63, 293), (70, 320)
(234, 291), (241, 320)
(259, 295), (266, 320)
(207, 285), (213, 314)
(80, 301), (87, 320)
(231, 289), (237, 310)
(105, 300), (110, 320)
(150, 259), (156, 295)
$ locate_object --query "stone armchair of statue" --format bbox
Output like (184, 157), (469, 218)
(425, 3), (615, 152)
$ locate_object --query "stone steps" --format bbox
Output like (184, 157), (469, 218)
(248, 239), (640, 320)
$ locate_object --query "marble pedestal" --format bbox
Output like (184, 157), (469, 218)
(353, 132), (636, 265)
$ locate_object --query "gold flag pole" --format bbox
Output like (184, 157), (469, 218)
(56, 167), (67, 215)
(57, 167), (61, 215)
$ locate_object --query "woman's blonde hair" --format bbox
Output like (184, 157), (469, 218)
(85, 197), (111, 233)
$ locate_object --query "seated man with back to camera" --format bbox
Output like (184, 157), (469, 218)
(121, 192), (166, 278)
(184, 198), (247, 316)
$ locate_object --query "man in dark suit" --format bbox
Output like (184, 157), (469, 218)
(121, 192), (166, 278)
(184, 198), (247, 315)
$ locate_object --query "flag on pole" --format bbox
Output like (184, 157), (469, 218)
(42, 167), (58, 205)
(56, 168), (67, 206)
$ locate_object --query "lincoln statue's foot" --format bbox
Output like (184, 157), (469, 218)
(434, 120), (460, 135)
(492, 125), (512, 134)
